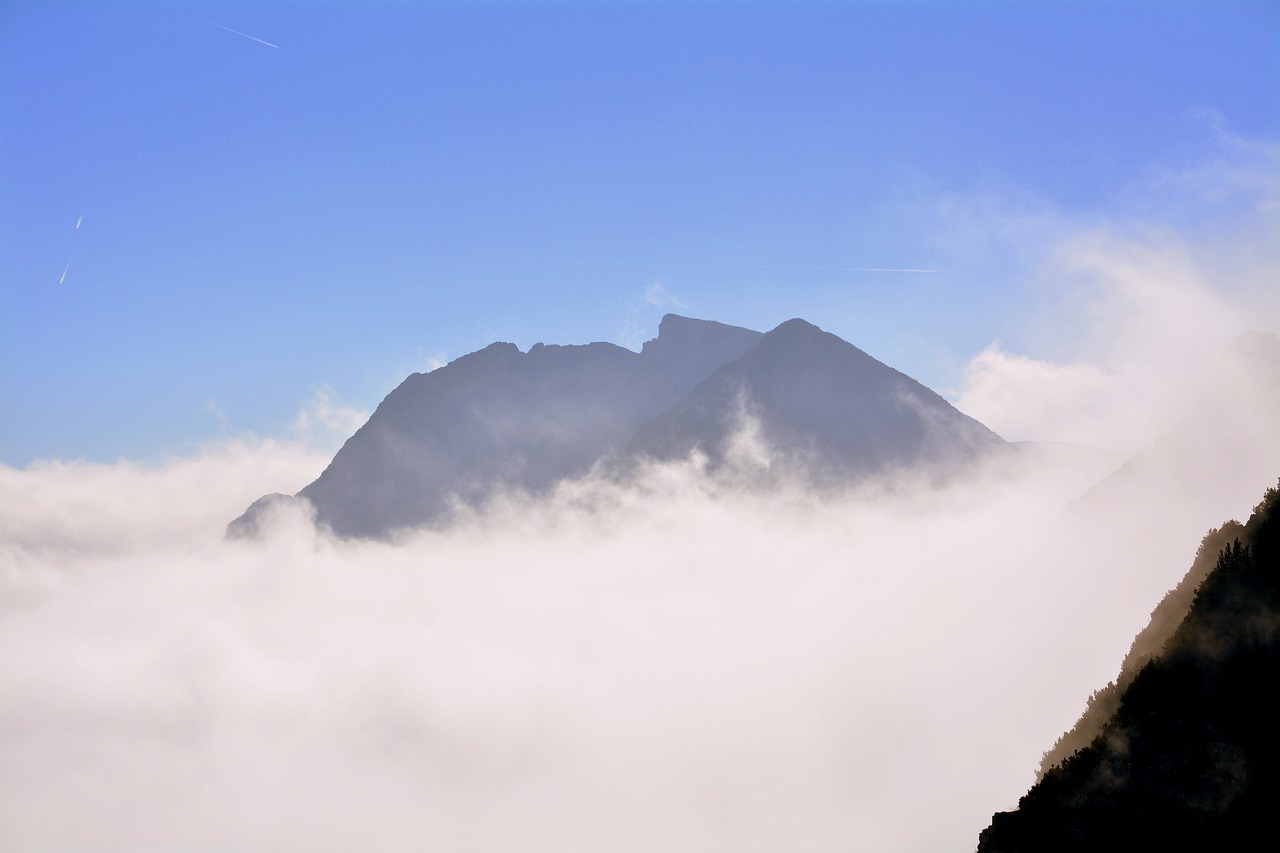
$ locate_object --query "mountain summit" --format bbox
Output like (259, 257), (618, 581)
(229, 316), (1005, 539)
(628, 318), (1002, 481)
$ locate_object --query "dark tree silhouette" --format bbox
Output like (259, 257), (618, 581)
(977, 479), (1280, 852)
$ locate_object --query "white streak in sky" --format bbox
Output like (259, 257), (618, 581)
(688, 263), (940, 274)
(194, 16), (279, 49)
(736, 264), (939, 273)
(840, 267), (938, 273)
(59, 216), (81, 284)
(583, 262), (940, 274)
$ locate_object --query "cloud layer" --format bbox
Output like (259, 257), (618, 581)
(0, 461), (1094, 849)
(3, 413), (1274, 851)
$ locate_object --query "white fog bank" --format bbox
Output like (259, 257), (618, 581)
(2, 423), (1275, 852)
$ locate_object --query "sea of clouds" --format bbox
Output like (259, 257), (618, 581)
(3, 142), (1278, 851)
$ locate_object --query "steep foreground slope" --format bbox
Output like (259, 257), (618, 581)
(977, 479), (1280, 852)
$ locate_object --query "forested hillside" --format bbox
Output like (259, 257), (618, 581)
(977, 479), (1280, 852)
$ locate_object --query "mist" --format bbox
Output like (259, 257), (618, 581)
(0, 453), (1110, 850)
(4, 168), (1278, 851)
(3, 435), (1275, 850)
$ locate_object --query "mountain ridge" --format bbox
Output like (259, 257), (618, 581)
(229, 315), (1007, 540)
(627, 317), (1005, 483)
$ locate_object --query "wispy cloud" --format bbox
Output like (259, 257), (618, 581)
(289, 385), (369, 444)
(203, 400), (231, 433)
(617, 281), (689, 350)
(643, 279), (686, 309)
(942, 128), (1278, 450)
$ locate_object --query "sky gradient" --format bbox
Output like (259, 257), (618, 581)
(2, 1), (1278, 464)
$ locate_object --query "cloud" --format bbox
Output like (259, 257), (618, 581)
(952, 227), (1265, 449)
(203, 399), (232, 432)
(643, 280), (686, 310)
(2, 407), (1269, 851)
(619, 280), (691, 350)
(1131, 117), (1279, 224)
(949, 130), (1279, 450)
(289, 385), (370, 446)
(0, 435), (330, 609)
(954, 343), (1114, 445)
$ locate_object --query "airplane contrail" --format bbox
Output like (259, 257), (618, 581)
(721, 262), (942, 272)
(194, 16), (279, 49)
(684, 263), (941, 274)
(805, 267), (938, 273)
(58, 216), (82, 284)
(846, 268), (938, 273)
(582, 262), (941, 274)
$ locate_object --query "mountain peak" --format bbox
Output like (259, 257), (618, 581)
(751, 317), (846, 354)
(627, 315), (1005, 480)
(771, 317), (822, 334)
(641, 314), (761, 358)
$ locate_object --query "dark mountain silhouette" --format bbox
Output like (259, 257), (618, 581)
(229, 315), (1006, 540)
(977, 478), (1280, 852)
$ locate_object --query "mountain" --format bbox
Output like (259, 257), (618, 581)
(229, 315), (1006, 540)
(627, 318), (1005, 483)
(977, 479), (1280, 852)
(231, 315), (762, 539)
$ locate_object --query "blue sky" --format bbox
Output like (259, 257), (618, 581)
(2, 0), (1277, 465)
